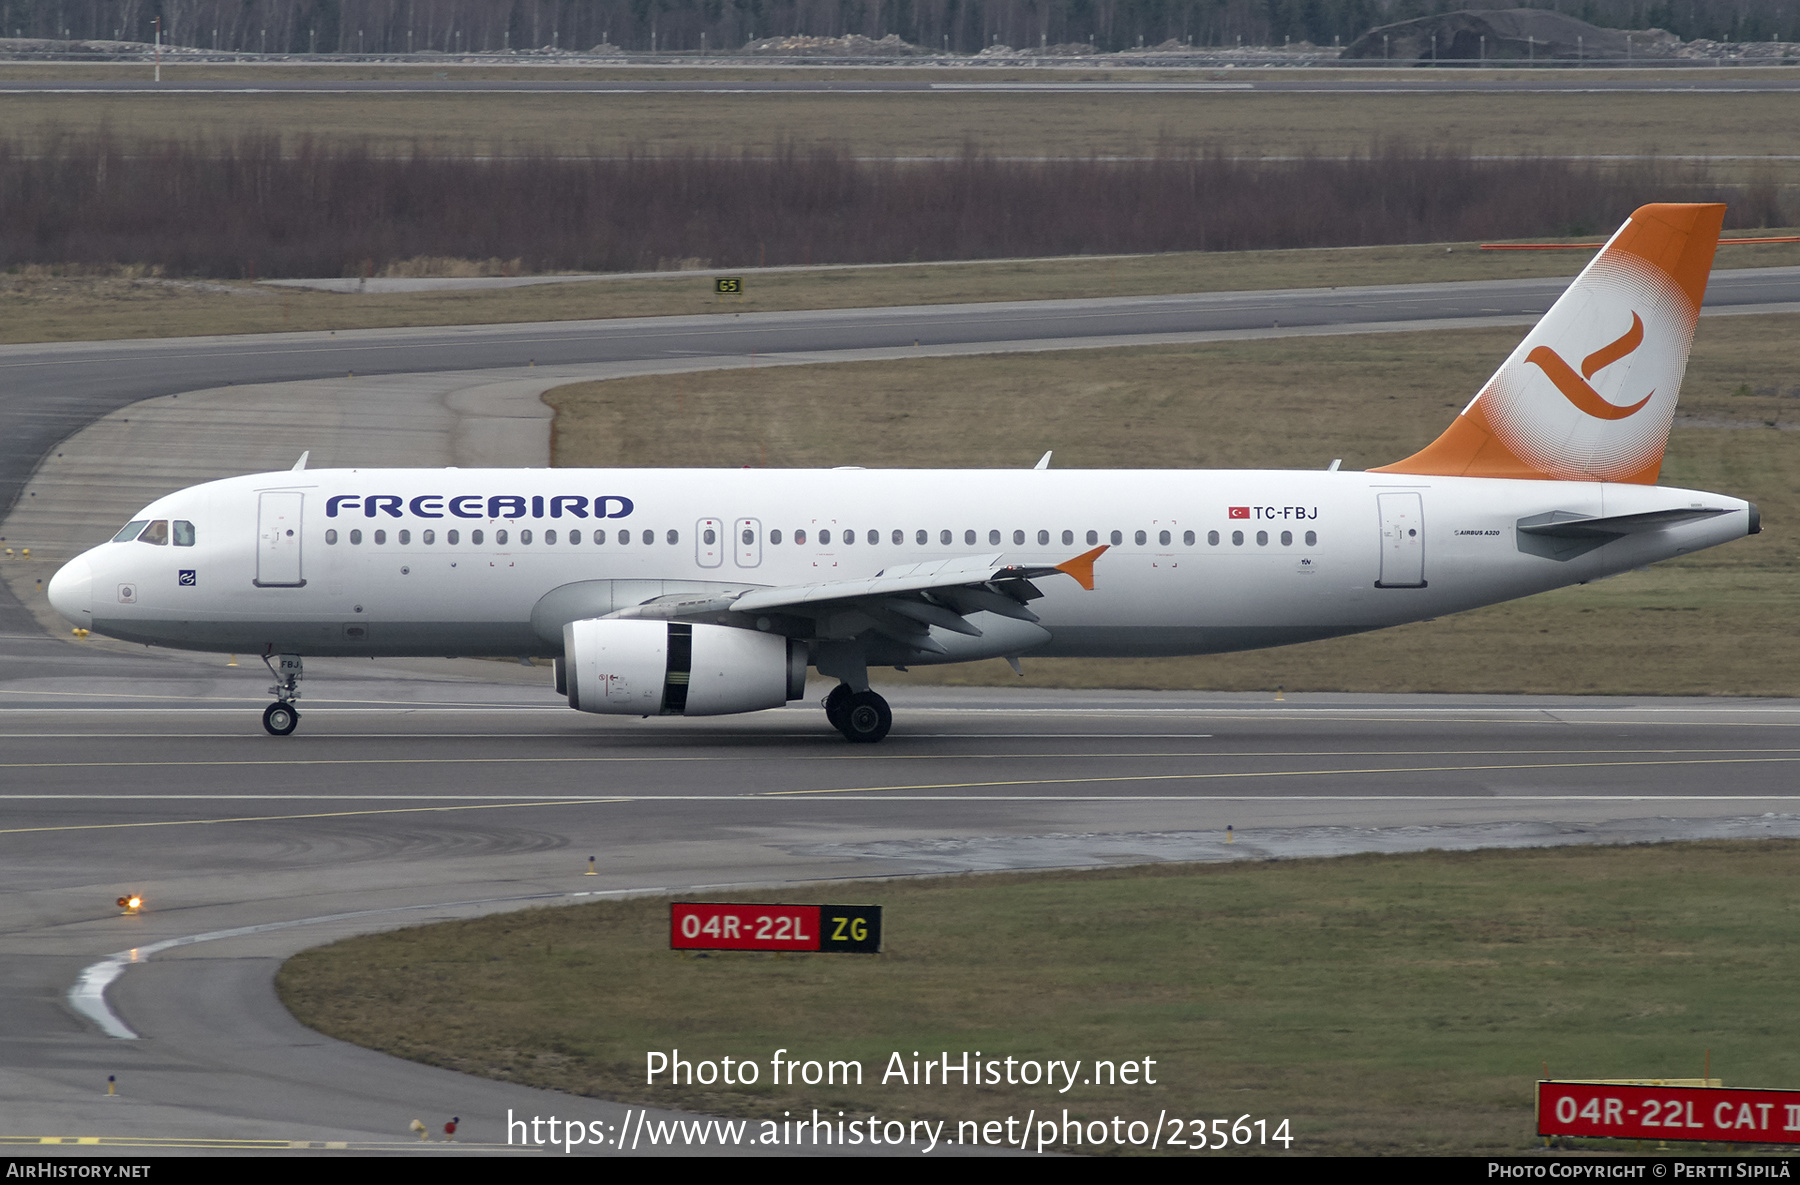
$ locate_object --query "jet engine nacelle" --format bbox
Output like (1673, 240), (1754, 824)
(561, 618), (807, 716)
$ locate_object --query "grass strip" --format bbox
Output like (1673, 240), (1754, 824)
(0, 241), (1617, 344)
(7, 88), (1800, 162)
(277, 840), (1800, 1155)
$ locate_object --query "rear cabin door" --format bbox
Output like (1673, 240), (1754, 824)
(1375, 492), (1426, 588)
(255, 491), (306, 587)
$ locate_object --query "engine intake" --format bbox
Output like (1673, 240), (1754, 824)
(562, 618), (806, 716)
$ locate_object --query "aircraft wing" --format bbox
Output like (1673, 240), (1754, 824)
(607, 546), (1108, 652)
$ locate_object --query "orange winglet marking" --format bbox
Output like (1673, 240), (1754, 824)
(1054, 545), (1109, 591)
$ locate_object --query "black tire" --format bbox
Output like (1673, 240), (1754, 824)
(836, 690), (892, 744)
(262, 702), (299, 736)
(823, 683), (852, 730)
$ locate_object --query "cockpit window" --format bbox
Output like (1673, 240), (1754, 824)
(173, 520), (196, 547)
(113, 520), (148, 542)
(138, 520), (170, 546)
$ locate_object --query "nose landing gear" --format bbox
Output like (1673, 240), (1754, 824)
(823, 683), (891, 743)
(260, 653), (304, 736)
(262, 701), (299, 736)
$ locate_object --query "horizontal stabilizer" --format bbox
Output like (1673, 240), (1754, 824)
(1515, 507), (1731, 561)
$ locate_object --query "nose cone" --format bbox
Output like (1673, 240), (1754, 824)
(47, 555), (92, 625)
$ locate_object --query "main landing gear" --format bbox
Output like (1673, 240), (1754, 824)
(823, 683), (891, 744)
(260, 653), (304, 736)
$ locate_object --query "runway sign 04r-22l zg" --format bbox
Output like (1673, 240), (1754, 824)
(671, 903), (882, 953)
(1538, 1080), (1800, 1144)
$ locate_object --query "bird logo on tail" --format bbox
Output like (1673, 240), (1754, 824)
(1525, 311), (1653, 421)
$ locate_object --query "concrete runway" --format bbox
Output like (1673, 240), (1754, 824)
(5, 277), (1800, 1152)
(5, 647), (1800, 1151)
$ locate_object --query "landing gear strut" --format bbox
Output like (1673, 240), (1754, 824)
(260, 653), (303, 736)
(824, 683), (891, 743)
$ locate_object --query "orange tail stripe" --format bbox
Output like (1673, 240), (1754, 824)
(1581, 311), (1644, 380)
(1054, 544), (1109, 591)
(1525, 346), (1654, 421)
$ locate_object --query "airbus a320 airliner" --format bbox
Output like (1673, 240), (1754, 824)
(47, 203), (1758, 742)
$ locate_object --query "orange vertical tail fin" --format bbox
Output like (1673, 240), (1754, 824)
(1372, 203), (1724, 485)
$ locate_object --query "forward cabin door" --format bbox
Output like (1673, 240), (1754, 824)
(1375, 492), (1426, 588)
(255, 491), (306, 587)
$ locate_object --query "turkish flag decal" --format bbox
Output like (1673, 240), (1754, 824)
(1227, 507), (1250, 519)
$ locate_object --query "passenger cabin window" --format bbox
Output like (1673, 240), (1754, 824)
(545, 529), (556, 544)
(1013, 530), (1025, 545)
(594, 529), (606, 544)
(447, 530), (460, 545)
(1158, 530), (1171, 546)
(113, 520), (148, 542)
(843, 529), (855, 546)
(1062, 530), (1074, 545)
(520, 529), (532, 545)
(374, 529), (387, 544)
(139, 520), (169, 545)
(399, 529), (411, 545)
(989, 529), (1001, 546)
(1134, 530), (1147, 545)
(704, 528), (717, 545)
(795, 529), (807, 545)
(642, 529), (654, 545)
(173, 521), (196, 546)
(867, 529), (878, 545)
(1280, 530), (1293, 546)
(1086, 530), (1099, 545)
(1037, 530), (1049, 545)
(940, 530), (951, 545)
(494, 529), (507, 545)
(1183, 530), (1195, 545)
(668, 529), (679, 545)
(1305, 530), (1317, 546)
(326, 529), (338, 545)
(1208, 530), (1220, 545)
(916, 529), (927, 545)
(472, 529), (484, 545)
(424, 529), (436, 544)
(1110, 530), (1123, 546)
(1256, 530), (1269, 546)
(892, 529), (903, 545)
(819, 529), (832, 545)
(1231, 530), (1244, 546)
(964, 530), (976, 545)
(771, 529), (783, 544)
(350, 529), (363, 544)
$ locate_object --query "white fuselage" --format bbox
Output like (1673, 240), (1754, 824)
(48, 467), (1755, 664)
